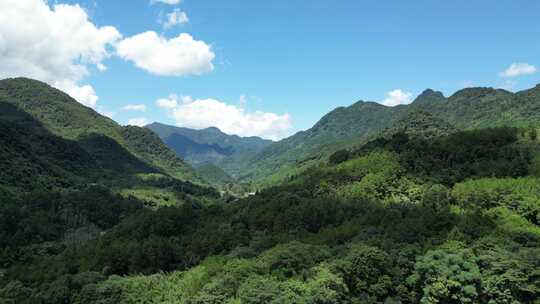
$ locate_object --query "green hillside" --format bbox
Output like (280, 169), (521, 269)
(380, 110), (456, 139)
(0, 102), (98, 190)
(242, 84), (540, 186)
(195, 163), (234, 186)
(3, 126), (538, 303)
(0, 79), (220, 273)
(409, 86), (540, 128)
(1, 78), (540, 304)
(147, 122), (272, 178)
(0, 78), (196, 181)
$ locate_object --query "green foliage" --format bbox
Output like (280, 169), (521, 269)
(0, 77), (197, 182)
(0, 281), (36, 304)
(242, 101), (400, 183)
(453, 177), (540, 224)
(384, 110), (456, 139)
(335, 245), (393, 302)
(0, 187), (143, 268)
(305, 265), (349, 304)
(2, 77), (540, 303)
(237, 275), (284, 303)
(147, 122), (272, 179)
(407, 243), (482, 304)
(329, 149), (351, 165)
(240, 84), (540, 186)
(358, 127), (531, 185)
(422, 184), (453, 213)
(257, 241), (330, 278)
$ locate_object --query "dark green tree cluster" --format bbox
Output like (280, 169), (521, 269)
(355, 127), (530, 185)
(1, 127), (539, 303)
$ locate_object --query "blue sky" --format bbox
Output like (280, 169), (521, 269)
(2, 0), (540, 139)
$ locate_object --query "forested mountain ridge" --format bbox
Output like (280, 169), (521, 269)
(3, 125), (538, 303)
(0, 78), (220, 273)
(408, 85), (540, 128)
(1, 77), (540, 303)
(147, 122), (272, 178)
(241, 84), (540, 186)
(0, 78), (196, 182)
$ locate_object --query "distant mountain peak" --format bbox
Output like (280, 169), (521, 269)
(450, 87), (503, 99)
(146, 122), (272, 176)
(203, 126), (224, 133)
(0, 77), (197, 181)
(412, 89), (445, 105)
(419, 88), (444, 99)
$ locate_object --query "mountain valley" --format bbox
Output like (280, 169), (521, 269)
(1, 78), (539, 303)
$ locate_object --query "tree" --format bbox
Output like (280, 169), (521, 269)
(306, 265), (349, 304)
(329, 150), (351, 165)
(334, 244), (393, 302)
(421, 184), (452, 213)
(407, 243), (481, 304)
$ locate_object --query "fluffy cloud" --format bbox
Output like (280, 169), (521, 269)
(381, 89), (413, 107)
(0, 0), (121, 108)
(98, 108), (115, 119)
(156, 94), (193, 108)
(462, 80), (474, 88)
(122, 104), (147, 112)
(116, 32), (214, 76)
(127, 117), (150, 127)
(164, 9), (189, 28)
(151, 0), (182, 4)
(500, 63), (537, 78)
(156, 95), (292, 140)
(499, 80), (518, 91)
(55, 80), (99, 108)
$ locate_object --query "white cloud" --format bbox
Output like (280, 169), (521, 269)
(239, 94), (248, 106)
(98, 107), (115, 119)
(127, 117), (150, 127)
(55, 80), (99, 108)
(0, 0), (121, 109)
(462, 80), (474, 88)
(164, 9), (189, 28)
(156, 94), (191, 108)
(97, 63), (108, 71)
(151, 0), (182, 4)
(157, 95), (292, 140)
(499, 80), (518, 91)
(381, 89), (413, 107)
(116, 32), (214, 76)
(500, 63), (537, 78)
(122, 104), (147, 112)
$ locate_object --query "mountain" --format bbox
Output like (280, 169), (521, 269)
(0, 101), (100, 190)
(380, 110), (456, 139)
(2, 78), (540, 304)
(236, 101), (402, 184)
(147, 122), (272, 177)
(195, 163), (234, 187)
(410, 85), (540, 129)
(0, 77), (221, 212)
(0, 78), (196, 182)
(5, 124), (538, 303)
(0, 77), (221, 277)
(240, 84), (540, 185)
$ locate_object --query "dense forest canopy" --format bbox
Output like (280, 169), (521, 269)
(1, 78), (539, 303)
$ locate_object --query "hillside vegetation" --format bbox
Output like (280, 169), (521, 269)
(0, 79), (221, 281)
(147, 123), (271, 178)
(2, 125), (539, 303)
(241, 85), (540, 186)
(0, 78), (196, 181)
(1, 78), (540, 303)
